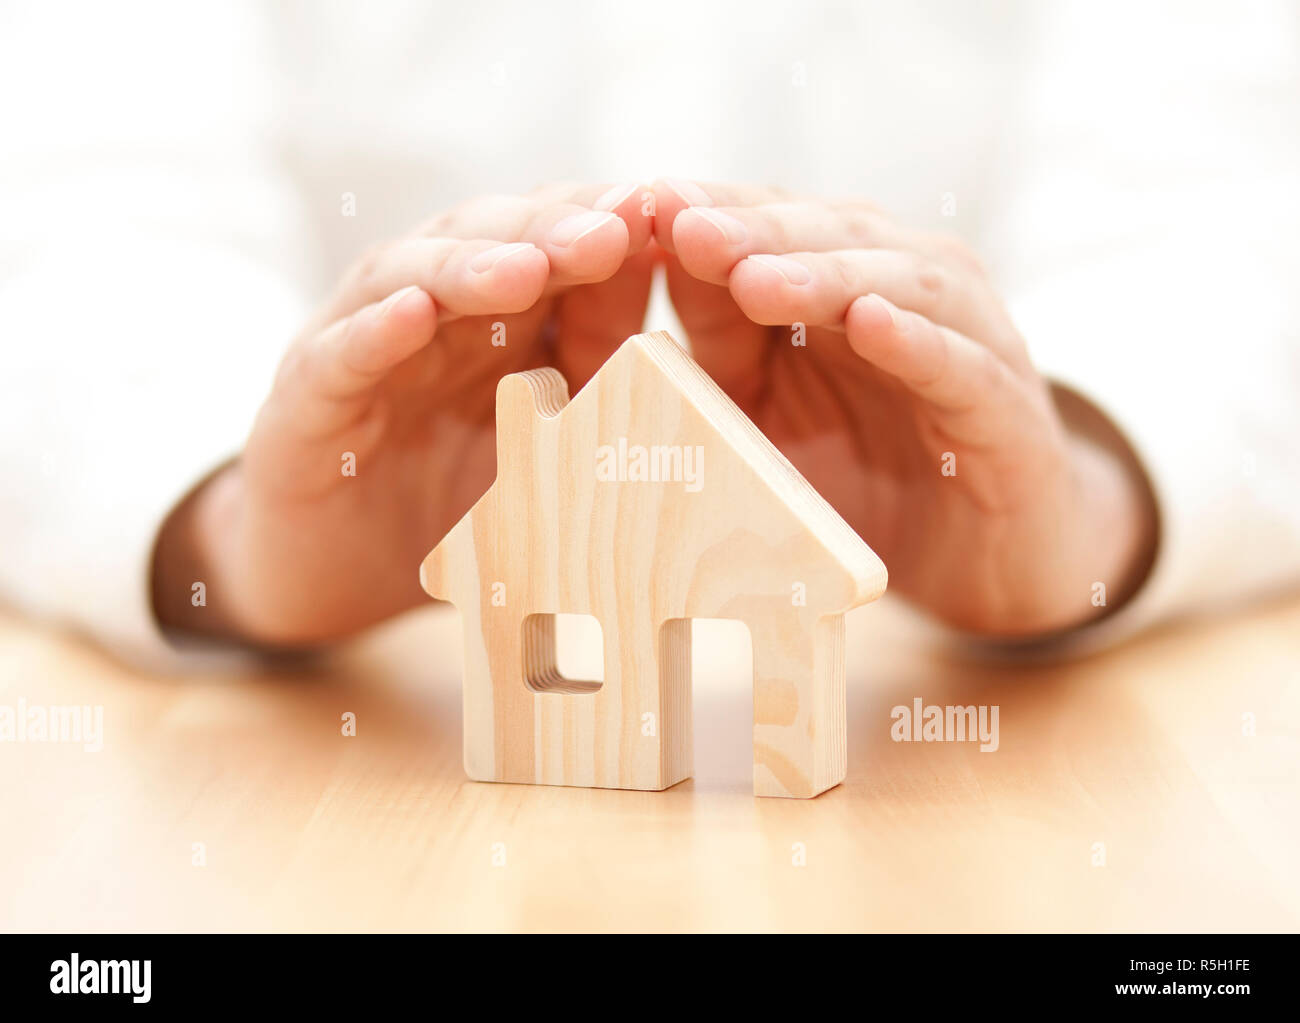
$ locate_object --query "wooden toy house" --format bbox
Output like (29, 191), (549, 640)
(421, 331), (886, 797)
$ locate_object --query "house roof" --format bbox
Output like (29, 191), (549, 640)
(620, 331), (886, 603)
(428, 330), (887, 607)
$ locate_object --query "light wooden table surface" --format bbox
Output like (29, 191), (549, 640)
(2, 593), (1297, 932)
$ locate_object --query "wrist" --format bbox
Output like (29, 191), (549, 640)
(959, 385), (1159, 639)
(150, 462), (247, 641)
(1055, 385), (1160, 627)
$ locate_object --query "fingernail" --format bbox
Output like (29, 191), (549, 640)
(594, 182), (638, 212)
(380, 285), (424, 312)
(684, 207), (748, 244)
(548, 210), (618, 247)
(747, 254), (811, 285)
(865, 293), (900, 328)
(662, 177), (712, 207)
(470, 241), (537, 273)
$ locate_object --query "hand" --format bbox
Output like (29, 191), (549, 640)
(652, 179), (1157, 636)
(152, 183), (654, 645)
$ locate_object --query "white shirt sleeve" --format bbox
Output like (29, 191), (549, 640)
(0, 2), (310, 664)
(985, 0), (1300, 652)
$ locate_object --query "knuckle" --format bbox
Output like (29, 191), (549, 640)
(933, 233), (986, 275)
(846, 196), (884, 215)
(832, 256), (859, 294)
(762, 202), (801, 250)
(841, 207), (887, 247)
(912, 253), (947, 303)
(349, 242), (388, 284)
(418, 210), (451, 236)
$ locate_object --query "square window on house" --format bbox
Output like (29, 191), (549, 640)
(522, 613), (604, 694)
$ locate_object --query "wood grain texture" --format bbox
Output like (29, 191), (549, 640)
(2, 595), (1298, 932)
(420, 331), (887, 797)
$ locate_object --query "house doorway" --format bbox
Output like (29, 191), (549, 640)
(688, 619), (754, 788)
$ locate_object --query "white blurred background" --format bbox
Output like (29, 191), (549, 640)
(1, 0), (1298, 651)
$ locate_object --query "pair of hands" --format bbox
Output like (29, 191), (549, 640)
(153, 179), (1157, 646)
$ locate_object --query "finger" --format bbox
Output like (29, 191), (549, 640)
(324, 237), (549, 327)
(671, 201), (915, 286)
(423, 183), (645, 271)
(664, 256), (769, 412)
(479, 205), (629, 289)
(273, 285), (438, 440)
(844, 293), (1027, 441)
(534, 179), (656, 253)
(552, 245), (657, 388)
(729, 249), (1016, 357)
(650, 177), (789, 254)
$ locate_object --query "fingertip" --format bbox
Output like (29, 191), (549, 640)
(745, 253), (812, 286)
(472, 240), (549, 298)
(380, 284), (437, 325)
(595, 182), (654, 253)
(729, 254), (813, 325)
(672, 209), (751, 284)
(468, 240), (542, 274)
(845, 294), (913, 369)
(849, 292), (898, 330)
(678, 207), (748, 246)
(593, 181), (640, 213)
(544, 211), (628, 283)
(547, 210), (626, 249)
(661, 176), (712, 207)
(650, 177), (710, 252)
(347, 286), (439, 376)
